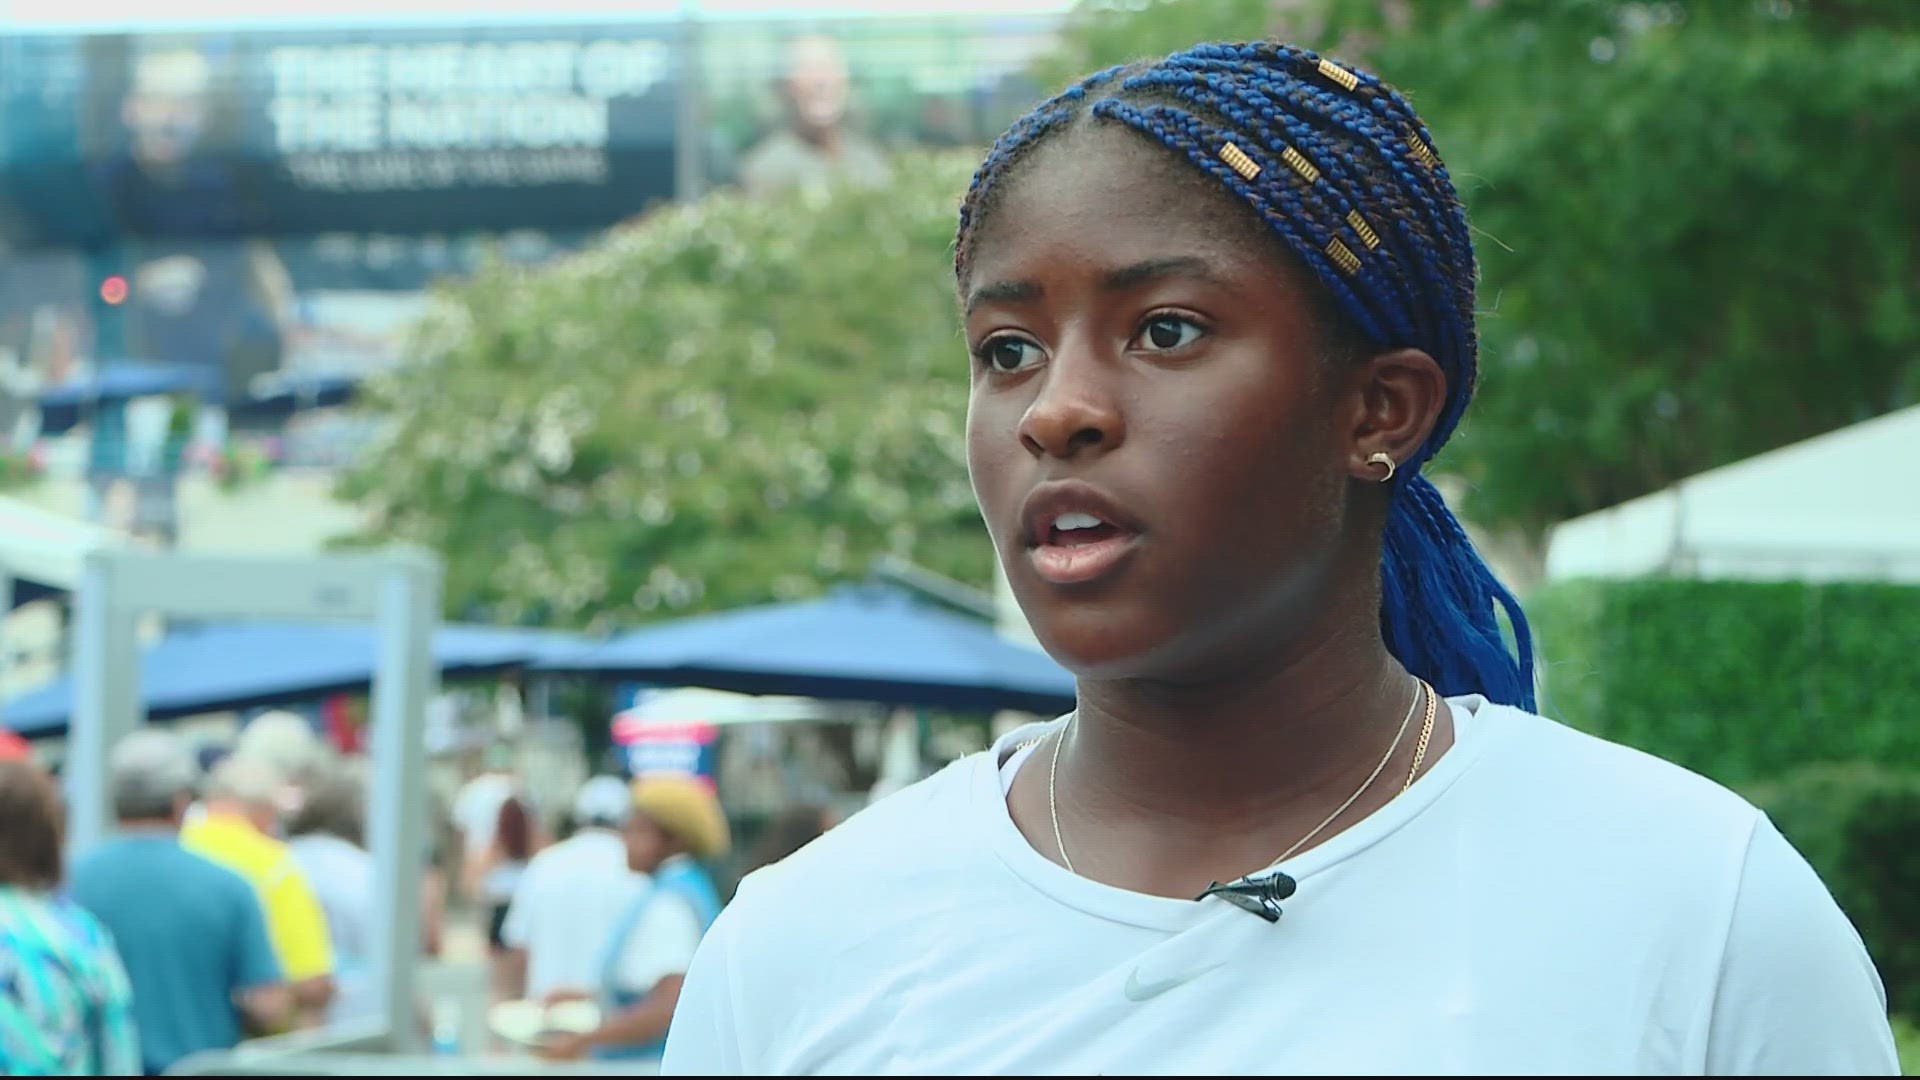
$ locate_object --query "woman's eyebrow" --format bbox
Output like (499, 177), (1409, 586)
(1099, 256), (1238, 294)
(966, 257), (1241, 317)
(964, 279), (1043, 316)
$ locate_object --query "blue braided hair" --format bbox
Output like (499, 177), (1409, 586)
(954, 42), (1536, 711)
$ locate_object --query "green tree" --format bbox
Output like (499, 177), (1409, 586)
(1033, 0), (1920, 541)
(338, 154), (987, 629)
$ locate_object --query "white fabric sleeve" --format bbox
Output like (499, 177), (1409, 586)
(499, 873), (534, 950)
(661, 899), (746, 1075)
(614, 893), (704, 996)
(1704, 816), (1898, 1075)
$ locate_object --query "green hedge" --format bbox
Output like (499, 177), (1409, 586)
(1746, 763), (1920, 1016)
(1529, 579), (1920, 786)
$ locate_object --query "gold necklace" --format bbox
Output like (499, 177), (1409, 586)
(1046, 680), (1435, 877)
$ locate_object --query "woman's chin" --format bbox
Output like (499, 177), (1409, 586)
(1029, 615), (1172, 682)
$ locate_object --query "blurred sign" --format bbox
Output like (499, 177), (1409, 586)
(0, 23), (682, 239)
(264, 36), (671, 193)
(612, 690), (718, 787)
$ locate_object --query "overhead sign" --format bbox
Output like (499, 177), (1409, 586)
(263, 36), (672, 193)
(0, 24), (681, 239)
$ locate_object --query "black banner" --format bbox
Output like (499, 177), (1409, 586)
(1, 24), (682, 242)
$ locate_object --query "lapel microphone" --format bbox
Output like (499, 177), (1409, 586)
(1196, 871), (1297, 923)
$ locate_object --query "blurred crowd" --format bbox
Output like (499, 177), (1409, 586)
(0, 713), (833, 1075)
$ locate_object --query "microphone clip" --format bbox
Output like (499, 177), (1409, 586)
(1196, 872), (1297, 923)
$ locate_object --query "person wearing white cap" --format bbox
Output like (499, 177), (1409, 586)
(499, 777), (646, 1004)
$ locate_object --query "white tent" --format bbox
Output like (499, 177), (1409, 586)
(1546, 405), (1920, 584)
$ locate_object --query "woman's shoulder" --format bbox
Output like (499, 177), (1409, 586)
(8, 893), (120, 968)
(1466, 698), (1764, 845)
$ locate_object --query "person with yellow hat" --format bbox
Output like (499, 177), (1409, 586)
(540, 774), (730, 1062)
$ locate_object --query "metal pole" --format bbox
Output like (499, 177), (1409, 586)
(673, 0), (706, 201)
(0, 567), (12, 731)
(66, 552), (141, 852)
(366, 551), (440, 1052)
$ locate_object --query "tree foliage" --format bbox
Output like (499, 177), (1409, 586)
(1033, 0), (1920, 533)
(339, 155), (985, 628)
(341, 0), (1920, 626)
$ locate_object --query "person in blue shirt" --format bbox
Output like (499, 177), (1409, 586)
(69, 730), (292, 1075)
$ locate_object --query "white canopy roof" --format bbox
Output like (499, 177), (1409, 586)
(0, 496), (123, 592)
(1545, 405), (1920, 584)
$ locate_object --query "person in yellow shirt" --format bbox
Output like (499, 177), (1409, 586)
(184, 754), (336, 1024)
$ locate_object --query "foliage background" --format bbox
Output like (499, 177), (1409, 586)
(338, 154), (984, 629)
(1529, 578), (1920, 784)
(340, 0), (1920, 623)
(1040, 0), (1920, 539)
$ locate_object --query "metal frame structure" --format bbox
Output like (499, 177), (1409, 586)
(61, 547), (441, 1054)
(0, 496), (123, 708)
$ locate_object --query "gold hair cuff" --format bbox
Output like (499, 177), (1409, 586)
(1407, 135), (1438, 168)
(1317, 57), (1360, 92)
(1280, 146), (1321, 185)
(1326, 237), (1362, 275)
(1346, 211), (1382, 251)
(1218, 142), (1261, 181)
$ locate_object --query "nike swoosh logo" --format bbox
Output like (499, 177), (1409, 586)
(1123, 967), (1191, 1002)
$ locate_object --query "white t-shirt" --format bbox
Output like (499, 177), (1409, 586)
(453, 773), (515, 857)
(501, 829), (644, 1000)
(287, 833), (377, 1026)
(662, 696), (1896, 1075)
(612, 863), (706, 998)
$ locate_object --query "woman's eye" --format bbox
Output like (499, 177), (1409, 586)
(1137, 316), (1205, 352)
(976, 337), (1044, 373)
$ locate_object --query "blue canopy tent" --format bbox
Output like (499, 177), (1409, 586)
(228, 371), (362, 425)
(0, 621), (584, 738)
(35, 360), (217, 437)
(535, 584), (1076, 715)
(36, 363), (363, 436)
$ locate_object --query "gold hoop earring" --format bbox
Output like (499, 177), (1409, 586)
(1366, 452), (1397, 483)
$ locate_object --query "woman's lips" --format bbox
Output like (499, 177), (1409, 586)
(1028, 529), (1140, 586)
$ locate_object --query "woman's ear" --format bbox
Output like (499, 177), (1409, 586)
(1341, 348), (1448, 482)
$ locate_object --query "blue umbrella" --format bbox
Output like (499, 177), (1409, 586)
(0, 621), (583, 738)
(229, 372), (362, 424)
(535, 584), (1076, 715)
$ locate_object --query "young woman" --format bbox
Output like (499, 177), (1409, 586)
(662, 43), (1896, 1075)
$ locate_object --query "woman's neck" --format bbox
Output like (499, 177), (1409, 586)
(1023, 614), (1445, 898)
(1069, 634), (1417, 829)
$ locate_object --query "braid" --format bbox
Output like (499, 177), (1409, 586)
(955, 63), (1134, 279)
(955, 43), (1535, 710)
(1091, 100), (1392, 343)
(1117, 72), (1424, 342)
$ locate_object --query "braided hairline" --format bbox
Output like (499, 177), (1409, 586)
(1137, 62), (1470, 357)
(1115, 80), (1427, 346)
(1092, 100), (1390, 343)
(954, 63), (1138, 280)
(954, 49), (1479, 454)
(1132, 59), (1481, 442)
